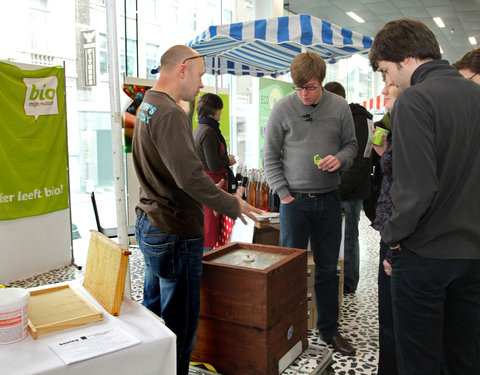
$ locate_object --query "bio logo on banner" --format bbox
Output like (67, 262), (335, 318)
(23, 76), (59, 120)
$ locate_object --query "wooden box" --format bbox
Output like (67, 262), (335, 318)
(192, 242), (308, 375)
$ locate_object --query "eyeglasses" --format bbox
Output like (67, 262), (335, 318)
(468, 72), (478, 80)
(150, 54), (207, 74)
(182, 54), (207, 64)
(292, 85), (318, 91)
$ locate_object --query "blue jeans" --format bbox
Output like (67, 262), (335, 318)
(280, 191), (342, 338)
(136, 210), (204, 375)
(377, 240), (397, 375)
(390, 245), (480, 375)
(341, 199), (362, 293)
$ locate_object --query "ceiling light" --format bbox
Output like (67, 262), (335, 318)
(433, 17), (445, 28)
(346, 11), (365, 24)
(469, 36), (477, 45)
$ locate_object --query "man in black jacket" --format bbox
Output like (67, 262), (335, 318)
(324, 82), (373, 294)
(369, 19), (480, 375)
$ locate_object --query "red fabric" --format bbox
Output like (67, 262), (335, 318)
(215, 215), (234, 248)
(203, 170), (228, 247)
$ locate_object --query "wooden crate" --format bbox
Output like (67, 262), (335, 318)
(194, 301), (307, 375)
(199, 242), (307, 329)
(192, 242), (308, 375)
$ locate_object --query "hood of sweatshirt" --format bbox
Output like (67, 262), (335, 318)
(349, 102), (373, 119)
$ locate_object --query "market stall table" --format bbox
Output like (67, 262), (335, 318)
(0, 281), (176, 375)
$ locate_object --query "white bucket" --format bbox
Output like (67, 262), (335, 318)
(0, 288), (30, 344)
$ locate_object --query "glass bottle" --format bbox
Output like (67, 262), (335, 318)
(248, 169), (257, 207)
(261, 173), (269, 211)
(255, 170), (262, 209)
(235, 164), (243, 188)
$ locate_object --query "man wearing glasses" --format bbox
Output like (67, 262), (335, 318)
(132, 45), (259, 375)
(263, 51), (358, 356)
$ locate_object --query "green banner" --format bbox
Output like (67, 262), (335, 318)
(0, 62), (69, 220)
(259, 78), (294, 168)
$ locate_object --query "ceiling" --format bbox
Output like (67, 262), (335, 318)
(283, 0), (480, 64)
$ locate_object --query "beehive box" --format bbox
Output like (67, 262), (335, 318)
(192, 242), (308, 375)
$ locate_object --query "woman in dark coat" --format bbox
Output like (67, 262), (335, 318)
(193, 93), (236, 252)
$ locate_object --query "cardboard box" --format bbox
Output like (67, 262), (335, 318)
(253, 225), (280, 246)
(307, 253), (344, 324)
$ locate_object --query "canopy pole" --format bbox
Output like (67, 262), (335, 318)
(214, 57), (219, 94)
(105, 0), (131, 296)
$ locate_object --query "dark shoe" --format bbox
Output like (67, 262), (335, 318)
(323, 334), (356, 356)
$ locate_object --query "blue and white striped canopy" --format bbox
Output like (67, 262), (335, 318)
(186, 14), (373, 78)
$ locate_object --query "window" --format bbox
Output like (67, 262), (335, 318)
(98, 33), (108, 76)
(29, 0), (49, 51)
(187, 10), (196, 31)
(145, 0), (159, 21)
(120, 38), (137, 78)
(146, 43), (159, 80)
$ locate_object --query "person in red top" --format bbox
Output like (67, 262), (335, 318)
(193, 93), (237, 251)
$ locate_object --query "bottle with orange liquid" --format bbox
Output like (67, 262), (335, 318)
(261, 172), (269, 211)
(247, 169), (256, 207)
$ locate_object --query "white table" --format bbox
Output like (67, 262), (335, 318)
(0, 281), (176, 375)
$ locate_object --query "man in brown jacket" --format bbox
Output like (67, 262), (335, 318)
(132, 45), (259, 375)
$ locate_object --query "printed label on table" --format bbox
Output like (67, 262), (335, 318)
(49, 326), (141, 365)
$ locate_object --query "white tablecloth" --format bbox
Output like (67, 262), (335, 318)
(0, 281), (176, 375)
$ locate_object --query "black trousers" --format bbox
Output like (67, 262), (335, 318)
(390, 245), (480, 375)
(377, 240), (398, 375)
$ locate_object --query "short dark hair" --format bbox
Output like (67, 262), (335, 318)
(453, 47), (480, 74)
(369, 19), (441, 71)
(290, 52), (327, 86)
(324, 81), (346, 98)
(196, 93), (223, 119)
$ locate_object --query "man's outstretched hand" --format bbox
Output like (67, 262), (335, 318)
(234, 186), (262, 224)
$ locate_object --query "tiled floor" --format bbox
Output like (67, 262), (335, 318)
(6, 213), (381, 374)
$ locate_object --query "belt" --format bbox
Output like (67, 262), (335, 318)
(292, 190), (337, 198)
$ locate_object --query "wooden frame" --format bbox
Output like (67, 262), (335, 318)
(28, 284), (103, 339)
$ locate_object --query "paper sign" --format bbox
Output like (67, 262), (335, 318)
(363, 118), (375, 158)
(49, 327), (141, 365)
(230, 216), (256, 243)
